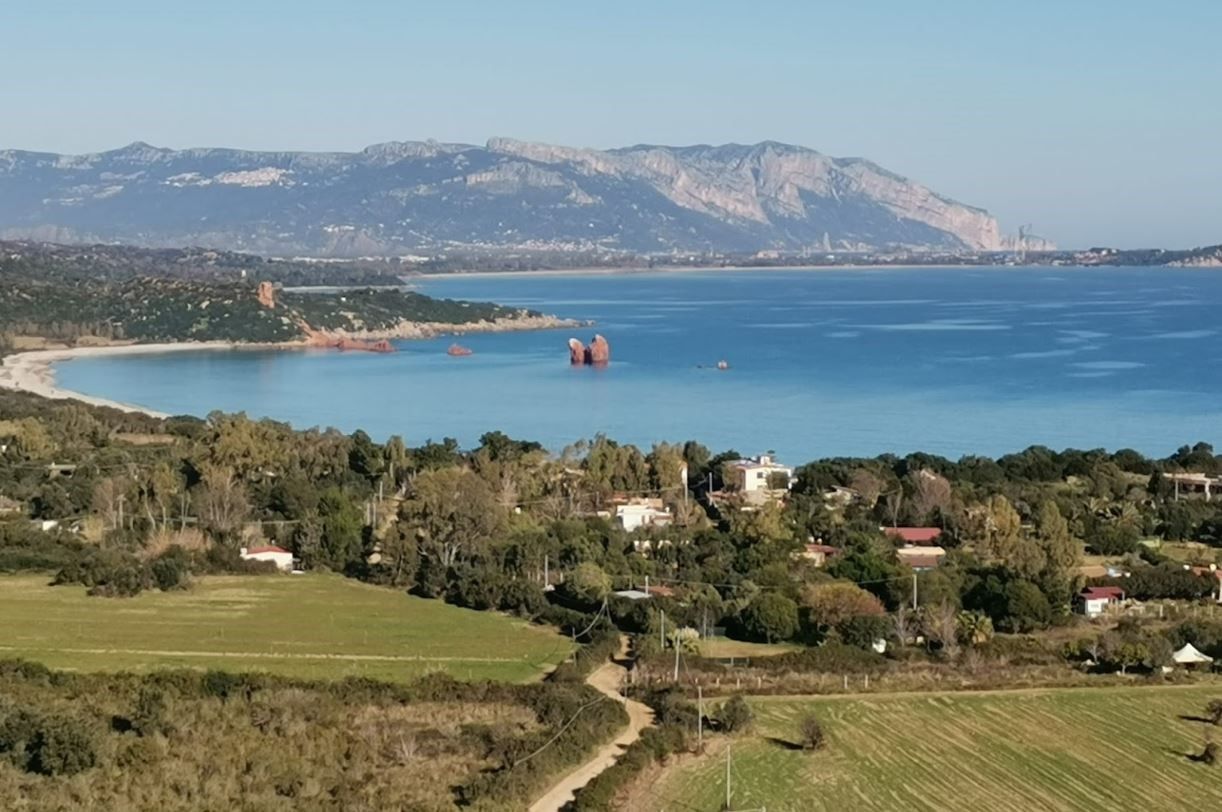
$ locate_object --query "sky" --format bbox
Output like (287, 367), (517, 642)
(2, 0), (1220, 248)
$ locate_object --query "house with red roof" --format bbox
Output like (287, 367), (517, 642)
(240, 545), (295, 572)
(884, 527), (943, 545)
(1078, 586), (1125, 618)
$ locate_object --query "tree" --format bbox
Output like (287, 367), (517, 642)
(1000, 580), (1053, 633)
(836, 615), (891, 649)
(1206, 698), (1222, 726)
(318, 489), (365, 571)
(922, 601), (960, 657)
(909, 469), (951, 525)
(956, 610), (994, 646)
(91, 476), (131, 531)
(801, 582), (885, 630)
(741, 593), (799, 643)
(717, 694), (753, 734)
(375, 523), (418, 587)
(849, 469), (883, 508)
(564, 562), (611, 604)
(147, 463), (183, 530)
(981, 495), (1045, 579)
(798, 713), (825, 751)
(348, 429), (385, 481)
(400, 467), (504, 588)
(193, 467), (249, 542)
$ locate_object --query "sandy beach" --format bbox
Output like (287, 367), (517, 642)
(0, 314), (584, 419)
(0, 342), (295, 418)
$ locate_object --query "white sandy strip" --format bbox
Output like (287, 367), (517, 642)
(0, 342), (291, 418)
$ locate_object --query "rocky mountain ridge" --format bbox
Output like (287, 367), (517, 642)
(0, 138), (1009, 257)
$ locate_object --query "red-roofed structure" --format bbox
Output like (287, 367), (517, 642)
(245, 545), (290, 555)
(1078, 586), (1125, 618)
(240, 545), (295, 571)
(884, 527), (943, 545)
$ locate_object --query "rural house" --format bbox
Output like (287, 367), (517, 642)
(884, 527), (943, 545)
(1078, 586), (1125, 618)
(729, 454), (793, 495)
(615, 498), (674, 532)
(240, 545), (295, 572)
(896, 545), (946, 571)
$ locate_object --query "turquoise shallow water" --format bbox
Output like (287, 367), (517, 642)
(54, 267), (1222, 460)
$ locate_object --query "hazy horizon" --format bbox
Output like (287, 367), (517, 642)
(4, 0), (1220, 249)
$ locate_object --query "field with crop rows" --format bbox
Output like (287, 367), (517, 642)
(641, 684), (1222, 811)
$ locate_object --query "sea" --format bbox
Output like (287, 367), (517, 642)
(54, 267), (1222, 462)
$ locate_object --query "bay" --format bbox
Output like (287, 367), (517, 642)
(54, 267), (1222, 461)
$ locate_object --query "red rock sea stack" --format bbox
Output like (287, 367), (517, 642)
(568, 338), (587, 365)
(587, 334), (610, 365)
(568, 335), (610, 366)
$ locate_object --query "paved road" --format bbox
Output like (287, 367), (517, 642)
(529, 645), (654, 812)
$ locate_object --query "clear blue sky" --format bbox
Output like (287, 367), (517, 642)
(3, 0), (1220, 248)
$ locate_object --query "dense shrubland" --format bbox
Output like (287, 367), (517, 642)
(0, 244), (538, 344)
(0, 659), (625, 810)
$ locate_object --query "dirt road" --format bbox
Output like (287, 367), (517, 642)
(529, 645), (654, 812)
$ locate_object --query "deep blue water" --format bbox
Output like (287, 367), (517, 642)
(55, 267), (1222, 461)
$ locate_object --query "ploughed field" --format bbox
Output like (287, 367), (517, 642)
(641, 685), (1222, 811)
(0, 573), (571, 682)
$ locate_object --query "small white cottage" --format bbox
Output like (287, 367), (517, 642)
(239, 545), (295, 572)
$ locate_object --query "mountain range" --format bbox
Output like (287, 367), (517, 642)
(0, 138), (1013, 257)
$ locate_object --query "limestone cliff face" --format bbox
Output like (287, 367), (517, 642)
(490, 139), (1002, 251)
(0, 138), (1011, 255)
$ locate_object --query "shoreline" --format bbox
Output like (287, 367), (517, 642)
(0, 342), (298, 417)
(0, 314), (585, 419)
(410, 263), (1040, 280)
(411, 262), (1222, 281)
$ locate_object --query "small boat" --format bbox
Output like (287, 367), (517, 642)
(447, 343), (473, 357)
(716, 360), (730, 370)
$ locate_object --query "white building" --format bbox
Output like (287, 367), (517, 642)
(615, 499), (673, 532)
(729, 454), (794, 495)
(240, 545), (295, 572)
(1078, 586), (1125, 618)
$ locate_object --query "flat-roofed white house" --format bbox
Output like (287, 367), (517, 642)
(240, 545), (295, 572)
(615, 498), (674, 532)
(729, 454), (793, 495)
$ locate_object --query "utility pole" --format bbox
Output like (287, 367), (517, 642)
(725, 744), (732, 811)
(697, 685), (704, 750)
(660, 609), (666, 651)
(673, 642), (681, 683)
(912, 573), (918, 611)
(543, 554), (549, 589)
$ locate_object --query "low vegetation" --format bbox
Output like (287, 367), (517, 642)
(0, 659), (626, 810)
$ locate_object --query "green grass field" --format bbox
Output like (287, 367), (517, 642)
(0, 573), (572, 682)
(643, 685), (1222, 811)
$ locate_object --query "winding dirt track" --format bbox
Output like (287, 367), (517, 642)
(529, 645), (654, 812)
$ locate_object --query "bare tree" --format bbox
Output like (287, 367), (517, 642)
(194, 467), (249, 541)
(883, 489), (904, 529)
(922, 601), (960, 659)
(910, 469), (951, 525)
(892, 607), (915, 648)
(91, 476), (129, 531)
(850, 469), (883, 508)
